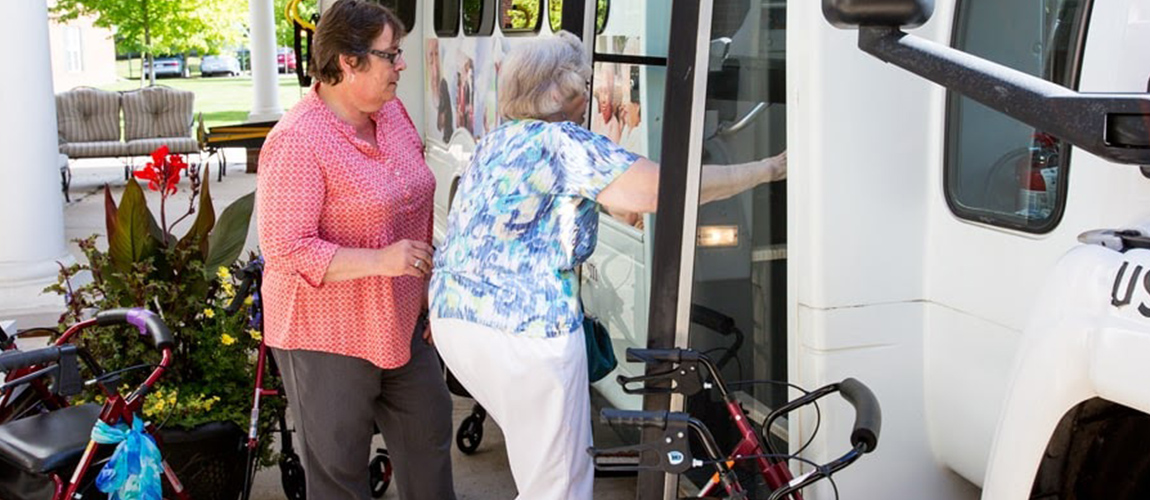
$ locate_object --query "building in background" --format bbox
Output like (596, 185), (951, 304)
(46, 0), (117, 92)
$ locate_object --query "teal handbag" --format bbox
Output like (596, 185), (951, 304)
(583, 314), (617, 383)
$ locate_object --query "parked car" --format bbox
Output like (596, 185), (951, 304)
(143, 55), (189, 78)
(277, 48), (297, 73)
(201, 54), (241, 77)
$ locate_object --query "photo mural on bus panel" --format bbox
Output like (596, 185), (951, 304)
(426, 38), (452, 143)
(427, 35), (521, 144)
(591, 35), (647, 157)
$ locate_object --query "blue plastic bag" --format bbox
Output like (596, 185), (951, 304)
(90, 415), (163, 500)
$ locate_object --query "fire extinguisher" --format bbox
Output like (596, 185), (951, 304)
(1018, 132), (1059, 217)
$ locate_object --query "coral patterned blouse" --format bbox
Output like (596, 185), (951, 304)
(257, 87), (432, 369)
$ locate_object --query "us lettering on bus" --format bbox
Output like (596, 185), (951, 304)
(1110, 261), (1150, 318)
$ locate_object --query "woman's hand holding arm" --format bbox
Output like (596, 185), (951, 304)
(322, 239), (434, 283)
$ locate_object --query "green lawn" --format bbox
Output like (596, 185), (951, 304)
(104, 58), (307, 130)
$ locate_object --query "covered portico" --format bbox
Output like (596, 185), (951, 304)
(0, 0), (283, 322)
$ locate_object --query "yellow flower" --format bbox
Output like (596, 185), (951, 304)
(202, 308), (215, 319)
(221, 333), (236, 346)
(216, 266), (232, 282)
(244, 296), (254, 306)
(221, 281), (236, 298)
(248, 328), (262, 341)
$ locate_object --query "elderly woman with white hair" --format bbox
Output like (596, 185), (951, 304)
(429, 31), (786, 499)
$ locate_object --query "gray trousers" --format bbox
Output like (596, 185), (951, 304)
(273, 333), (456, 500)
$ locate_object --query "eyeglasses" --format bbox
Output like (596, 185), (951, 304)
(366, 48), (404, 65)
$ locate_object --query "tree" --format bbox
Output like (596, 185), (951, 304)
(53, 0), (248, 85)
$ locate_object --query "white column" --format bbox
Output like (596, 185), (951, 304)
(0, 1), (74, 316)
(248, 0), (283, 122)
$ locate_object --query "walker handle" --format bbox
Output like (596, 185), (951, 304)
(600, 409), (670, 429)
(839, 378), (882, 453)
(95, 308), (175, 350)
(0, 346), (66, 372)
(625, 348), (700, 364)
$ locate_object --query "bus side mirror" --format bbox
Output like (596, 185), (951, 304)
(823, 0), (934, 29)
(820, 0), (1150, 166)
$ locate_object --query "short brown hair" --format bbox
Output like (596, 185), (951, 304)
(310, 0), (407, 85)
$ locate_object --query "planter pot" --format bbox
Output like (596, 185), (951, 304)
(159, 421), (246, 500)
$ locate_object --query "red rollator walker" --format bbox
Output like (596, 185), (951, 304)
(227, 257), (393, 500)
(0, 308), (186, 499)
(591, 347), (882, 500)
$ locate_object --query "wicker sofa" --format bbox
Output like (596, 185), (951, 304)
(56, 86), (200, 200)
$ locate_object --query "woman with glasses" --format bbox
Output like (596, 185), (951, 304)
(430, 31), (786, 499)
(256, 1), (455, 498)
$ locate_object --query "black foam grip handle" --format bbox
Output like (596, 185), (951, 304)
(690, 304), (736, 335)
(0, 347), (63, 372)
(625, 348), (682, 364)
(225, 274), (256, 314)
(95, 309), (176, 350)
(600, 409), (669, 430)
(839, 378), (882, 453)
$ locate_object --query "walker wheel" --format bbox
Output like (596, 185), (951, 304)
(369, 449), (393, 498)
(280, 451), (307, 500)
(456, 414), (484, 454)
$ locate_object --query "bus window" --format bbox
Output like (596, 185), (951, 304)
(500, 0), (543, 32)
(434, 0), (460, 36)
(462, 0), (495, 36)
(378, 0), (417, 32)
(548, 0), (609, 34)
(944, 0), (1091, 233)
(587, 0), (672, 160)
(683, 0), (787, 488)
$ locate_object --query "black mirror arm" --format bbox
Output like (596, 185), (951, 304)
(859, 26), (1150, 165)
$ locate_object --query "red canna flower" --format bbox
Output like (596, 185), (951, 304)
(150, 145), (170, 166)
(133, 146), (189, 195)
(129, 146), (199, 247)
(132, 167), (159, 191)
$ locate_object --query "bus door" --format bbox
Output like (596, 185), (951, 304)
(682, 0), (788, 495)
(569, 0), (673, 413)
(623, 0), (790, 497)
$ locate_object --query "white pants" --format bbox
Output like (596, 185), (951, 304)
(432, 317), (593, 500)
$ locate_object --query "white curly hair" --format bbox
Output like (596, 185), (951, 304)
(497, 31), (591, 121)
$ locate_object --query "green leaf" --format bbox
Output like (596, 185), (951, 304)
(204, 191), (255, 276)
(179, 168), (216, 259)
(108, 179), (161, 273)
(104, 185), (118, 242)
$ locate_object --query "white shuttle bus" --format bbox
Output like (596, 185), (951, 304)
(302, 0), (1150, 497)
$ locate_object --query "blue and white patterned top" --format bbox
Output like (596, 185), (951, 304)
(429, 120), (639, 338)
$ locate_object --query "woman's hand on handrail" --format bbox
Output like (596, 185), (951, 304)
(597, 150), (788, 216)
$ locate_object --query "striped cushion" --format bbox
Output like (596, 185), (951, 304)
(56, 88), (121, 143)
(126, 137), (199, 156)
(122, 87), (194, 141)
(59, 141), (129, 158)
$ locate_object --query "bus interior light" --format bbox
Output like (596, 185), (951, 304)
(697, 225), (740, 248)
